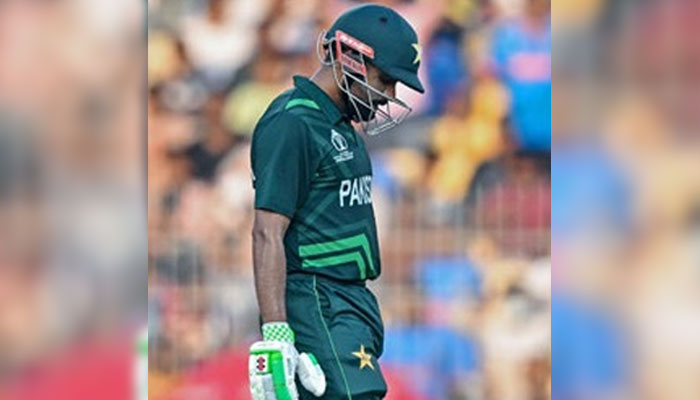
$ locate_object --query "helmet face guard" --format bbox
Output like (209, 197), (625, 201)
(318, 30), (412, 136)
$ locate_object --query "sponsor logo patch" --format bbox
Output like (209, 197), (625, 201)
(255, 354), (268, 373)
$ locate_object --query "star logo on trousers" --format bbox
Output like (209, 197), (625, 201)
(352, 345), (375, 370)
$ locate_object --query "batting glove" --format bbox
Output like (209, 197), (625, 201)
(249, 322), (326, 400)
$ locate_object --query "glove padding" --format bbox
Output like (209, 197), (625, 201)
(249, 322), (326, 400)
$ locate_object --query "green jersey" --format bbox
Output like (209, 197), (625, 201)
(251, 76), (381, 282)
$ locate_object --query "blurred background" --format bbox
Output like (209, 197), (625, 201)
(552, 0), (700, 399)
(148, 0), (551, 399)
(0, 0), (145, 399)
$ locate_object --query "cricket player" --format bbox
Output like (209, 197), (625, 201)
(248, 4), (423, 399)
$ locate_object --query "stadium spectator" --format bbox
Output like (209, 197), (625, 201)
(382, 288), (481, 400)
(180, 0), (263, 92)
(490, 0), (551, 153)
(424, 20), (468, 116)
(182, 95), (234, 182)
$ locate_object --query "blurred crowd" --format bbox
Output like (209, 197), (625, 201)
(552, 0), (700, 399)
(148, 0), (550, 399)
(0, 0), (144, 399)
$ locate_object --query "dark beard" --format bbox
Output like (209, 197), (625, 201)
(341, 81), (376, 122)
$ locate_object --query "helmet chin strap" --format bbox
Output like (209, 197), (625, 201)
(316, 31), (412, 136)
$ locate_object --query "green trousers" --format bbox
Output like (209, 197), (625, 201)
(286, 273), (387, 400)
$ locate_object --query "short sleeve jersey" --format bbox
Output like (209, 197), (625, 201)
(251, 76), (380, 282)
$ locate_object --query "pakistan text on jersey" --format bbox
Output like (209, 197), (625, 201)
(339, 176), (372, 208)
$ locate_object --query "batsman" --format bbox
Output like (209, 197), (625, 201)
(249, 4), (423, 399)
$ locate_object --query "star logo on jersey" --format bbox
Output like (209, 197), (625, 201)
(412, 43), (421, 64)
(352, 345), (375, 370)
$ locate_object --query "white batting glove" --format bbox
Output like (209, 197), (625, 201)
(249, 322), (326, 400)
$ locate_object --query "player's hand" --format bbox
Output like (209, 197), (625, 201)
(249, 322), (326, 399)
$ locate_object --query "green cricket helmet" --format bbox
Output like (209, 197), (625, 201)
(318, 4), (424, 135)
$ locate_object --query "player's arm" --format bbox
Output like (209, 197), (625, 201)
(249, 114), (325, 399)
(250, 209), (325, 399)
(252, 209), (290, 323)
(250, 114), (309, 324)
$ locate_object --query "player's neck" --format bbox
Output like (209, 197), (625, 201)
(310, 66), (348, 117)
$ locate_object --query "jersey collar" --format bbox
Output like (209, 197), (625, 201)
(293, 75), (345, 125)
